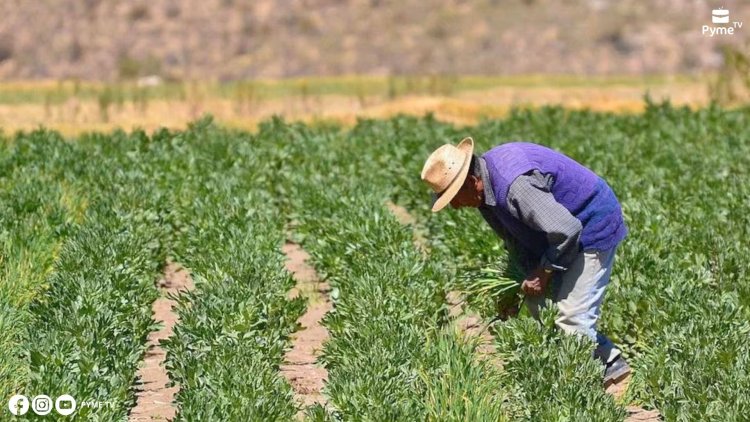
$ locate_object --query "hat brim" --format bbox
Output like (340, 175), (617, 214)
(431, 137), (474, 212)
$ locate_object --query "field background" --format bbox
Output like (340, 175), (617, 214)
(1, 1), (750, 421)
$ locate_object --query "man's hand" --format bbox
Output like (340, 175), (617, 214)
(521, 267), (552, 296)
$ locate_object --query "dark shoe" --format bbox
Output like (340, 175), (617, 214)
(603, 356), (631, 386)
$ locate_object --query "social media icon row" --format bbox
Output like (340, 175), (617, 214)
(8, 394), (76, 416)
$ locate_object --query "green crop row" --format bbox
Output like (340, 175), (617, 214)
(16, 130), (175, 420)
(0, 135), (86, 403)
(159, 122), (306, 420)
(165, 194), (305, 419)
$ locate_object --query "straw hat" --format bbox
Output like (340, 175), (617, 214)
(420, 137), (475, 212)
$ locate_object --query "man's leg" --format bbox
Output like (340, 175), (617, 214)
(552, 248), (620, 364)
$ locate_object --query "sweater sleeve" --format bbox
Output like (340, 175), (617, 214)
(506, 171), (582, 271)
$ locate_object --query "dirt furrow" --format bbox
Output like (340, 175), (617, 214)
(129, 262), (194, 422)
(606, 377), (662, 421)
(624, 405), (662, 421)
(446, 291), (499, 360)
(280, 242), (332, 417)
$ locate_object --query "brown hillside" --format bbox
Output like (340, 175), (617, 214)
(0, 0), (747, 80)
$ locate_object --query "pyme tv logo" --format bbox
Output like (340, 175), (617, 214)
(703, 7), (743, 36)
(712, 7), (730, 23)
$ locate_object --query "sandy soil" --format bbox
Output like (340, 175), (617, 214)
(129, 262), (194, 422)
(279, 242), (332, 418)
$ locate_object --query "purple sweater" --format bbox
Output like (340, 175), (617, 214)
(482, 142), (627, 255)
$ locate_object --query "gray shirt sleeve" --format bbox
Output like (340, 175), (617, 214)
(506, 170), (582, 271)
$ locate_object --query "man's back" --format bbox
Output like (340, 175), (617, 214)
(481, 142), (627, 254)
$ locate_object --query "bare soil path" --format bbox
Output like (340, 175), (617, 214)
(624, 405), (662, 421)
(446, 291), (499, 359)
(279, 242), (332, 418)
(129, 262), (194, 422)
(607, 377), (662, 421)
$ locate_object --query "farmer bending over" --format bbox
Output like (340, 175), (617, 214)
(421, 137), (630, 386)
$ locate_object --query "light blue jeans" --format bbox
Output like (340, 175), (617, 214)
(526, 247), (620, 364)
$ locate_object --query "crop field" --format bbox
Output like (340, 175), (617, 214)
(1, 102), (749, 421)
